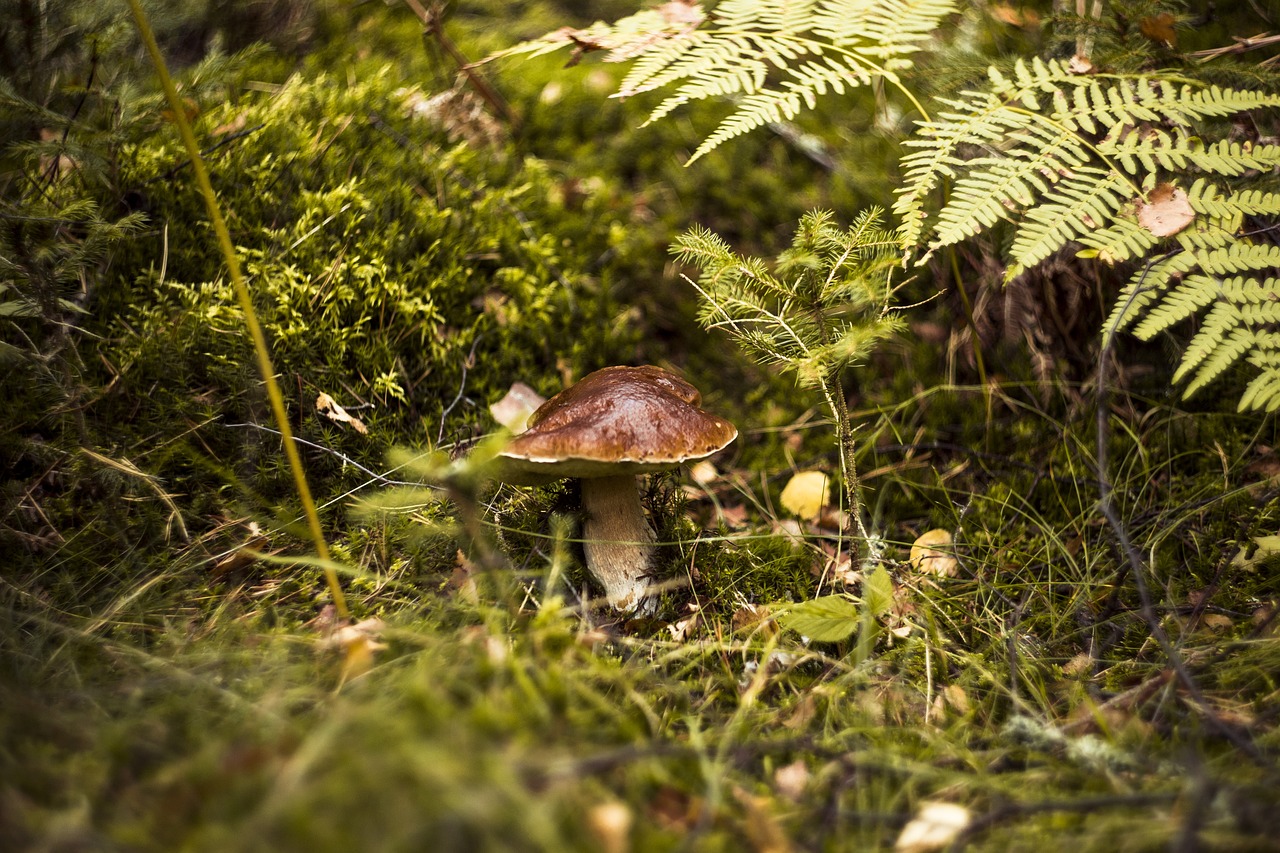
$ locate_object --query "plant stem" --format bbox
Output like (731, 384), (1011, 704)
(822, 372), (869, 560)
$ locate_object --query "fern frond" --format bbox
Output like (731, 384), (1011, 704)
(1186, 180), (1280, 218)
(1132, 274), (1229, 339)
(897, 58), (1280, 259)
(1239, 367), (1280, 412)
(1180, 322), (1256, 397)
(1075, 216), (1160, 265)
(1007, 169), (1129, 278)
(499, 0), (959, 163)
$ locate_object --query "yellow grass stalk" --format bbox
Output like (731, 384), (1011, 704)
(126, 0), (350, 621)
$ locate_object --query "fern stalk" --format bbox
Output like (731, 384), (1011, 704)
(126, 0), (350, 619)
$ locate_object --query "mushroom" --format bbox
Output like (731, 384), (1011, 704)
(496, 366), (737, 612)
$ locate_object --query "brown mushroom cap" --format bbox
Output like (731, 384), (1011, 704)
(496, 366), (737, 485)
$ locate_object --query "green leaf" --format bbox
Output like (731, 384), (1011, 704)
(778, 594), (860, 642)
(863, 563), (895, 617)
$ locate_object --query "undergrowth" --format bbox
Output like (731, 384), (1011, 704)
(2, 0), (1279, 850)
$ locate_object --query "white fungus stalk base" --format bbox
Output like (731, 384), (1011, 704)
(580, 474), (656, 612)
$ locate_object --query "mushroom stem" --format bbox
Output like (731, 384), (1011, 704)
(580, 474), (656, 612)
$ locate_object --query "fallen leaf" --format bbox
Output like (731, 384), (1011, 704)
(815, 504), (848, 533)
(1068, 53), (1095, 74)
(909, 529), (959, 578)
(943, 684), (970, 714)
(826, 551), (862, 586)
(1137, 184), (1195, 237)
(1139, 12), (1177, 47)
(780, 470), (829, 520)
(668, 603), (701, 641)
(731, 603), (777, 638)
(447, 549), (479, 603)
(689, 460), (719, 485)
(319, 618), (386, 682)
(1252, 603), (1278, 637)
(732, 786), (793, 853)
(1232, 534), (1280, 572)
(774, 518), (806, 548)
(778, 594), (859, 642)
(773, 760), (810, 801)
(1200, 613), (1234, 632)
(648, 786), (702, 833)
(161, 96), (200, 124)
(782, 694), (817, 730)
(212, 112), (248, 136)
(211, 527), (271, 576)
(587, 802), (633, 853)
(895, 802), (971, 852)
(719, 504), (749, 528)
(989, 3), (1040, 27)
(489, 381), (547, 432)
(315, 391), (368, 434)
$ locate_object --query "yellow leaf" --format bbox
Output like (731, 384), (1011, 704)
(895, 802), (971, 852)
(488, 381), (547, 432)
(319, 618), (386, 683)
(779, 470), (829, 519)
(587, 802), (633, 853)
(315, 391), (368, 434)
(1232, 533), (1280, 572)
(909, 529), (959, 578)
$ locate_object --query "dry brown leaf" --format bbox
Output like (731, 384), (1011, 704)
(989, 3), (1040, 27)
(782, 694), (817, 730)
(489, 381), (547, 432)
(648, 786), (702, 833)
(1139, 12), (1177, 47)
(909, 529), (959, 578)
(731, 603), (777, 638)
(1199, 613), (1234, 632)
(212, 112), (248, 136)
(668, 603), (702, 641)
(1137, 184), (1195, 237)
(732, 786), (793, 853)
(211, 529), (271, 576)
(1068, 53), (1095, 74)
(315, 391), (368, 434)
(448, 549), (479, 603)
(943, 684), (970, 715)
(719, 504), (750, 529)
(161, 97), (200, 124)
(825, 551), (862, 586)
(780, 470), (829, 520)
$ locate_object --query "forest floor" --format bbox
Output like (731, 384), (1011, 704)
(3, 2), (1279, 851)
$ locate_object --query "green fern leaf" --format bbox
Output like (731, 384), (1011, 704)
(1075, 216), (1160, 265)
(1007, 169), (1129, 278)
(1132, 274), (1223, 339)
(1174, 301), (1246, 383)
(1239, 367), (1280, 412)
